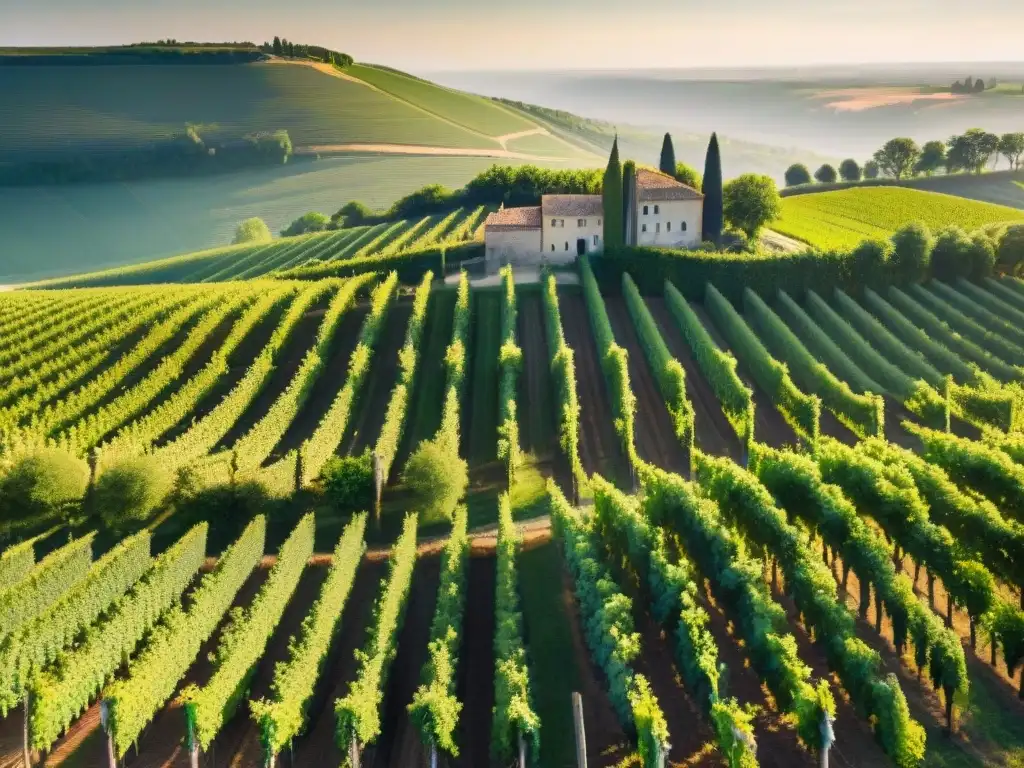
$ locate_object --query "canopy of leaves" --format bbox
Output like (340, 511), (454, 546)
(0, 449), (88, 533)
(93, 456), (173, 530)
(402, 439), (467, 523)
(232, 217), (272, 245)
(723, 173), (781, 239)
(281, 211), (330, 237)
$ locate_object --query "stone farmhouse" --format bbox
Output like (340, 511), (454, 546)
(483, 167), (704, 266)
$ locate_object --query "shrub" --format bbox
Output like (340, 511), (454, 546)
(930, 226), (974, 282)
(321, 453), (374, 512)
(838, 159), (862, 182)
(281, 211), (330, 237)
(673, 162), (702, 190)
(890, 222), (933, 283)
(403, 439), (468, 523)
(997, 224), (1024, 275)
(722, 174), (781, 239)
(232, 217), (272, 245)
(0, 449), (89, 532)
(93, 456), (173, 530)
(784, 164), (812, 187)
(966, 231), (997, 280)
(332, 200), (374, 228)
(864, 160), (881, 179)
(814, 164), (838, 183)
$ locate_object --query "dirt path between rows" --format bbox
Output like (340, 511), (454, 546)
(454, 555), (497, 768)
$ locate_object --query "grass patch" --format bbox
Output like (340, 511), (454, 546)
(346, 63), (536, 138)
(774, 187), (1024, 250)
(518, 537), (583, 768)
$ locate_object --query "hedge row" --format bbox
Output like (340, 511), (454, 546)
(705, 283), (820, 446)
(105, 516), (266, 758)
(491, 494), (540, 763)
(497, 266), (523, 480)
(744, 288), (883, 439)
(664, 280), (754, 448)
(590, 476), (756, 766)
(550, 482), (670, 767)
(277, 241), (484, 283)
(580, 257), (637, 466)
(622, 274), (695, 460)
(541, 273), (585, 489)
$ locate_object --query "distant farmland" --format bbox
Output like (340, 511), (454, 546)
(773, 187), (1024, 250)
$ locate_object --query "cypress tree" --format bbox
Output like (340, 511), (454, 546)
(603, 138), (624, 248)
(702, 132), (724, 245)
(659, 133), (677, 176)
(622, 160), (637, 246)
(272, 36), (282, 56)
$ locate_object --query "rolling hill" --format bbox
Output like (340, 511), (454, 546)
(773, 187), (1024, 250)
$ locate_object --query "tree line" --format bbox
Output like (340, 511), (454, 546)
(262, 37), (353, 67)
(786, 129), (1024, 187)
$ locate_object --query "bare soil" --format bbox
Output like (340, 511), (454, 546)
(605, 295), (689, 475)
(270, 305), (368, 460)
(558, 290), (631, 489)
(453, 555), (497, 768)
(342, 302), (413, 456)
(645, 297), (743, 461)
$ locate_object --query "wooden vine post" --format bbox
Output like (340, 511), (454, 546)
(819, 710), (835, 768)
(22, 691), (30, 768)
(372, 450), (384, 511)
(572, 692), (587, 768)
(348, 727), (360, 768)
(101, 700), (117, 768)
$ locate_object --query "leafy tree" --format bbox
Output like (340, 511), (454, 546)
(659, 133), (677, 176)
(333, 200), (374, 227)
(838, 159), (862, 182)
(603, 138), (624, 248)
(947, 128), (999, 174)
(673, 162), (701, 190)
(915, 141), (946, 176)
(784, 163), (812, 187)
(232, 217), (272, 245)
(814, 164), (838, 183)
(702, 132), (724, 244)
(998, 132), (1024, 170)
(890, 222), (933, 283)
(864, 160), (881, 179)
(930, 226), (974, 282)
(974, 78), (986, 92)
(402, 440), (467, 523)
(873, 138), (920, 179)
(272, 36), (282, 56)
(281, 211), (331, 237)
(322, 453), (374, 512)
(966, 231), (997, 280)
(93, 457), (173, 531)
(996, 224), (1024, 275)
(0, 449), (89, 534)
(722, 173), (781, 239)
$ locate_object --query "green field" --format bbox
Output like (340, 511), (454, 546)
(0, 155), (505, 283)
(774, 187), (1024, 250)
(0, 62), (501, 162)
(347, 64), (536, 138)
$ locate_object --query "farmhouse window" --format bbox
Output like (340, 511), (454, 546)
(551, 218), (556, 226)
(565, 241), (569, 251)
(551, 244), (555, 252)
(593, 235), (599, 245)
(656, 223), (661, 233)
(598, 219), (602, 225)
(681, 221), (687, 231)
(642, 224), (647, 233)
(654, 205), (660, 214)
(667, 222), (672, 232)
(643, 205), (649, 215)
(578, 219), (585, 227)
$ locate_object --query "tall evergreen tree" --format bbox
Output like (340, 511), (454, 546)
(602, 138), (624, 248)
(622, 160), (637, 246)
(272, 36), (283, 56)
(702, 132), (724, 245)
(659, 133), (677, 176)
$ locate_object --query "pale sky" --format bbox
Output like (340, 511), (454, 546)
(2, 0), (1022, 71)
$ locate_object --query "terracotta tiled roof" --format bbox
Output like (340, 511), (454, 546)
(542, 194), (604, 217)
(484, 206), (542, 230)
(636, 168), (704, 201)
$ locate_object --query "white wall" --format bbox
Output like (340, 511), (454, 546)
(485, 228), (543, 265)
(542, 215), (603, 257)
(636, 199), (703, 248)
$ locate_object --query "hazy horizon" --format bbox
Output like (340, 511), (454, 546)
(4, 0), (1024, 71)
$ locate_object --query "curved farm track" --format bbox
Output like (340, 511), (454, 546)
(558, 290), (631, 489)
(605, 295), (689, 476)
